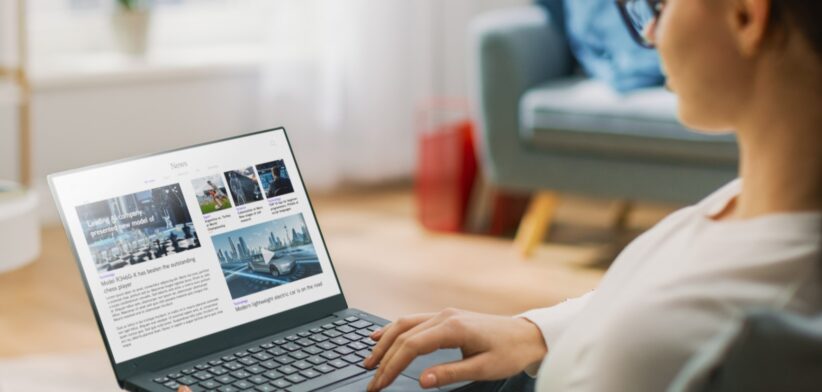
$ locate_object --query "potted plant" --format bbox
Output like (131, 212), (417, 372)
(112, 0), (151, 56)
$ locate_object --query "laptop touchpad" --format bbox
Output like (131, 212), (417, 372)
(336, 374), (425, 392)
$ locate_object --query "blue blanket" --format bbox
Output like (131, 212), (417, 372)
(539, 0), (665, 93)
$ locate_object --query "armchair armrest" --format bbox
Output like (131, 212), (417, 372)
(471, 5), (573, 185)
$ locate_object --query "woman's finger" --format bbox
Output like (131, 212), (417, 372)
(420, 354), (492, 388)
(177, 386), (192, 392)
(368, 322), (463, 391)
(371, 313), (447, 374)
(365, 313), (434, 368)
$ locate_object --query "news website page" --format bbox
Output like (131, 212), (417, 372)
(50, 130), (342, 363)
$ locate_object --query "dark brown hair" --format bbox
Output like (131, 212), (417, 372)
(770, 1), (822, 56)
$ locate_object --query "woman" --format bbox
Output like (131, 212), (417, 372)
(364, 0), (822, 391)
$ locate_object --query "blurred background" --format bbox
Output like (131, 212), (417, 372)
(0, 0), (737, 390)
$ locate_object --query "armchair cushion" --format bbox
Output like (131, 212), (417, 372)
(520, 78), (738, 164)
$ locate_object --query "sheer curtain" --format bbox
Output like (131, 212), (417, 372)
(255, 0), (440, 189)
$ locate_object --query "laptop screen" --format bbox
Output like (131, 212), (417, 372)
(50, 129), (343, 364)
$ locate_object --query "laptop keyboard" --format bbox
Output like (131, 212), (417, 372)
(152, 316), (380, 392)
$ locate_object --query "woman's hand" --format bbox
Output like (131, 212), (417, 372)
(364, 308), (547, 391)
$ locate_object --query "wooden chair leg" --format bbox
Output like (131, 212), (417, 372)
(611, 200), (634, 231)
(515, 191), (559, 258)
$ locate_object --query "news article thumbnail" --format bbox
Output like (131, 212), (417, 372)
(211, 213), (322, 299)
(76, 183), (201, 273)
(191, 174), (232, 214)
(224, 167), (264, 207)
(256, 160), (294, 198)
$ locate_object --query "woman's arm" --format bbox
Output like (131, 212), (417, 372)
(364, 291), (595, 391)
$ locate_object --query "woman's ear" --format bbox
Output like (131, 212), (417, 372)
(730, 0), (771, 56)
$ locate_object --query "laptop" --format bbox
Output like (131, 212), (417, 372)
(49, 128), (473, 392)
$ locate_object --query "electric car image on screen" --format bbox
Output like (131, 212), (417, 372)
(211, 213), (322, 299)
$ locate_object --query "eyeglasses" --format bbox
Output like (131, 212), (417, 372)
(616, 0), (665, 48)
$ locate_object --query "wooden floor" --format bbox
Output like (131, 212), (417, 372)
(0, 185), (674, 379)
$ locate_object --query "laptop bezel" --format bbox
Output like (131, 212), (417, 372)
(48, 127), (350, 387)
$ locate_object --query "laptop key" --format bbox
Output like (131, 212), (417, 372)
(322, 330), (342, 338)
(154, 376), (170, 383)
(285, 335), (300, 341)
(249, 375), (268, 385)
(304, 346), (323, 355)
(223, 361), (243, 371)
(246, 365), (266, 374)
(342, 354), (362, 364)
(267, 347), (288, 356)
(285, 374), (307, 384)
(262, 370), (283, 380)
(221, 355), (237, 362)
(271, 378), (292, 388)
(317, 342), (335, 351)
(248, 347), (263, 353)
(233, 380), (254, 389)
(217, 385), (239, 392)
(215, 375), (236, 384)
(239, 357), (258, 365)
(287, 365), (366, 392)
(310, 334), (329, 342)
(333, 320), (347, 326)
(163, 380), (181, 390)
(282, 343), (301, 351)
(200, 380), (220, 389)
(177, 376), (197, 385)
(320, 351), (340, 360)
(182, 368), (197, 375)
(330, 337), (350, 346)
(314, 364), (334, 374)
(193, 371), (213, 381)
(260, 342), (274, 349)
(229, 370), (251, 379)
(322, 323), (335, 329)
(344, 316), (359, 322)
(344, 333), (362, 341)
(328, 359), (348, 368)
(348, 341), (368, 351)
(300, 369), (321, 379)
(234, 351), (249, 358)
(296, 338), (314, 347)
(274, 355), (294, 365)
(306, 355), (325, 365)
(195, 363), (210, 370)
(278, 365), (299, 375)
(336, 325), (354, 333)
(209, 360), (223, 366)
(290, 351), (309, 360)
(309, 327), (322, 333)
(209, 366), (228, 376)
(298, 331), (311, 337)
(292, 360), (312, 370)
(253, 352), (273, 361)
(167, 372), (183, 379)
(350, 320), (372, 329)
(255, 384), (278, 392)
(272, 338), (287, 345)
(334, 346), (353, 355)
(260, 360), (280, 369)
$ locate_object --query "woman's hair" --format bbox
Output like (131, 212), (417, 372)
(770, 1), (822, 57)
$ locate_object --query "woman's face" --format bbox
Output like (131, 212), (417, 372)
(651, 0), (754, 133)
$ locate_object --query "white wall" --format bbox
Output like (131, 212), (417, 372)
(32, 67), (261, 223)
(28, 0), (528, 224)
